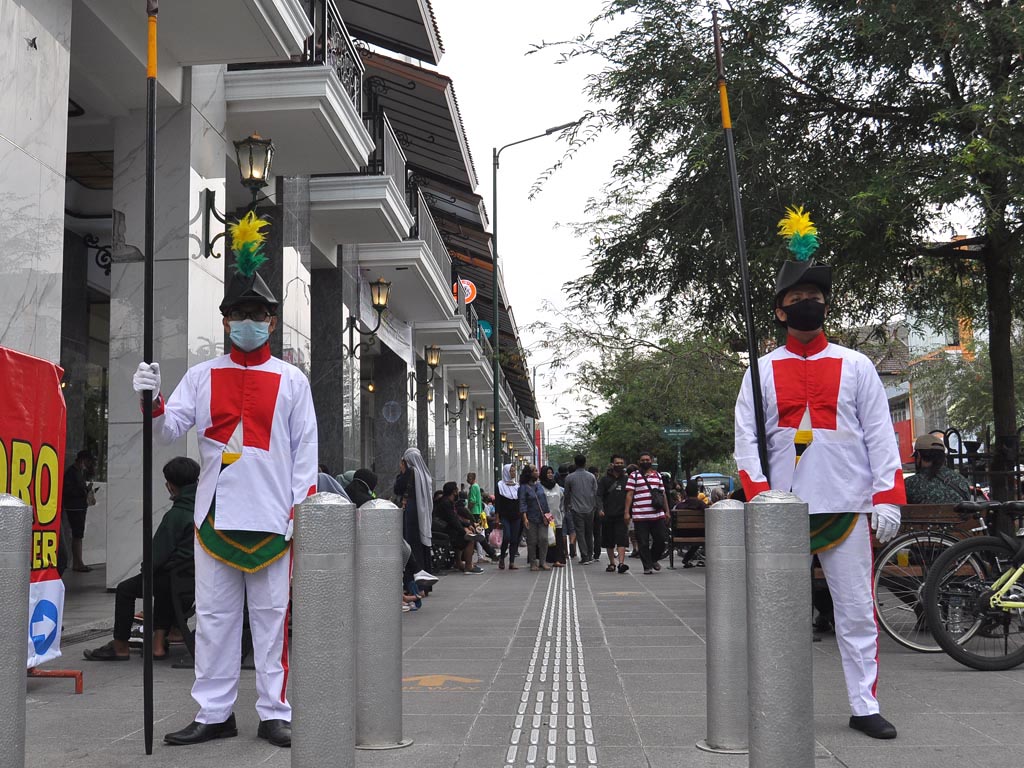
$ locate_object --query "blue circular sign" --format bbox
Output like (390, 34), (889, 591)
(30, 600), (59, 655)
(478, 320), (493, 339)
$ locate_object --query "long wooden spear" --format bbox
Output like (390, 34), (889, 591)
(712, 9), (770, 485)
(142, 0), (158, 754)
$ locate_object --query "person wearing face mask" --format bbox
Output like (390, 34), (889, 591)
(625, 452), (670, 574)
(597, 455), (630, 573)
(84, 457), (200, 661)
(734, 208), (905, 742)
(131, 215), (318, 749)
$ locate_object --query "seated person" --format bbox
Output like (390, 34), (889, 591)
(905, 434), (970, 503)
(673, 479), (707, 568)
(345, 468), (378, 507)
(434, 481), (478, 574)
(84, 457), (200, 661)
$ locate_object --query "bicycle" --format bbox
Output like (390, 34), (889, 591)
(872, 504), (987, 652)
(922, 501), (1024, 670)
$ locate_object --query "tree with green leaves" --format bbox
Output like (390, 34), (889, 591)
(541, 0), (1024, 496)
(529, 305), (743, 479)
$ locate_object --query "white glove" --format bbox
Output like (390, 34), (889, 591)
(871, 503), (901, 543)
(285, 518), (294, 542)
(133, 362), (161, 394)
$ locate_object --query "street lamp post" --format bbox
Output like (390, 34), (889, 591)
(492, 120), (577, 492)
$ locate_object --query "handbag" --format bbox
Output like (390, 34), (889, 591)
(546, 521), (557, 546)
(488, 528), (503, 548)
(86, 485), (97, 507)
(638, 472), (665, 510)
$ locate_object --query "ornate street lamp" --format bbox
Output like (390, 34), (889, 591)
(343, 278), (392, 359)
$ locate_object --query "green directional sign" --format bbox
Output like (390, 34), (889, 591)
(661, 424), (693, 440)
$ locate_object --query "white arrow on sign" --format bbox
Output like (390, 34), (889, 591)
(32, 615), (56, 641)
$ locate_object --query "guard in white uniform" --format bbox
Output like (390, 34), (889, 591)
(133, 212), (317, 748)
(734, 208), (904, 741)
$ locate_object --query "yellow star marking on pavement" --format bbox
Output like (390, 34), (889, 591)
(402, 674), (481, 689)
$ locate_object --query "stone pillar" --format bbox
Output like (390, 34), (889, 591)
(0, 0), (72, 362)
(311, 258), (345, 475)
(105, 66), (229, 588)
(341, 246), (361, 471)
(371, 345), (409, 478)
(432, 367), (447, 487)
(415, 359), (429, 456)
(446, 380), (458, 486)
(60, 232), (90, 461)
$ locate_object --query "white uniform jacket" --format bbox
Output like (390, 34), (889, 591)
(152, 344), (318, 534)
(734, 333), (905, 514)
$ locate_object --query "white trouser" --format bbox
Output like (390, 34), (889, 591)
(816, 513), (879, 716)
(192, 540), (292, 724)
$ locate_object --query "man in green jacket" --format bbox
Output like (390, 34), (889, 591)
(84, 456), (200, 661)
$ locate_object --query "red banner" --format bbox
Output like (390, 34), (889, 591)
(0, 346), (66, 582)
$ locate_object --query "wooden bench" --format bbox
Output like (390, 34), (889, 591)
(668, 507), (705, 569)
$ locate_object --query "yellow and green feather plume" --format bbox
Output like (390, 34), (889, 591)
(777, 205), (819, 262)
(229, 211), (270, 277)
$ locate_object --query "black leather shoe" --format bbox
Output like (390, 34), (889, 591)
(257, 719), (291, 748)
(849, 714), (897, 739)
(164, 714), (238, 745)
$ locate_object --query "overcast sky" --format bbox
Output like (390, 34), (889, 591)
(430, 0), (629, 444)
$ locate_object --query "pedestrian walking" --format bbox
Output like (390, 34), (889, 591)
(563, 454), (598, 563)
(625, 452), (670, 574)
(734, 209), (904, 740)
(395, 447), (434, 576)
(518, 465), (551, 571)
(62, 449), (96, 572)
(597, 455), (630, 573)
(540, 466), (571, 566)
(496, 464), (522, 570)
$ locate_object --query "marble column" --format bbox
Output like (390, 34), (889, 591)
(105, 66), (229, 587)
(415, 358), (430, 455)
(371, 345), (409, 480)
(446, 381), (458, 486)
(0, 0), (72, 361)
(310, 257), (345, 475)
(60, 232), (89, 461)
(432, 367), (447, 488)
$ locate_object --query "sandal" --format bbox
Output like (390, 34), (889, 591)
(83, 642), (130, 662)
(509, 563), (519, 570)
(606, 564), (616, 572)
(617, 563), (629, 574)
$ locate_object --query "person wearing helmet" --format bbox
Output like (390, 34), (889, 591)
(734, 208), (905, 741)
(905, 434), (970, 503)
(132, 213), (317, 749)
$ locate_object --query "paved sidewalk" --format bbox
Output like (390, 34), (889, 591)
(29, 557), (1024, 767)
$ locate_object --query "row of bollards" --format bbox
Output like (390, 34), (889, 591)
(700, 489), (815, 767)
(292, 495), (411, 767)
(1, 491), (406, 768)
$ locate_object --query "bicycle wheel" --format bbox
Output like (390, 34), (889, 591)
(873, 531), (959, 652)
(923, 536), (1024, 671)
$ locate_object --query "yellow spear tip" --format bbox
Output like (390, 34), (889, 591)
(777, 205), (817, 238)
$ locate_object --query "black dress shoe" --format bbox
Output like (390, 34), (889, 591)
(164, 714), (238, 745)
(849, 714), (897, 739)
(257, 719), (291, 748)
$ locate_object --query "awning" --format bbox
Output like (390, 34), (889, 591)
(339, 0), (444, 65)
(360, 50), (478, 190)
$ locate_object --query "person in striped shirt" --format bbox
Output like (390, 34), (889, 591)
(625, 452), (671, 574)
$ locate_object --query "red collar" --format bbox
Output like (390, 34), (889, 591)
(230, 343), (272, 366)
(785, 333), (828, 357)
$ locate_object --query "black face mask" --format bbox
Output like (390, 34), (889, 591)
(781, 298), (827, 332)
(613, 466), (625, 474)
(638, 462), (652, 473)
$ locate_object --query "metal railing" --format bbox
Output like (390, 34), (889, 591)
(407, 188), (451, 284)
(362, 112), (406, 193)
(230, 0), (363, 111)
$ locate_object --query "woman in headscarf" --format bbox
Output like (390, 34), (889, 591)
(540, 465), (571, 567)
(496, 463), (522, 570)
(394, 447), (433, 574)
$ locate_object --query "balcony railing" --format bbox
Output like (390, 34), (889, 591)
(230, 0), (363, 111)
(464, 302), (494, 361)
(362, 112), (406, 194)
(407, 187), (452, 285)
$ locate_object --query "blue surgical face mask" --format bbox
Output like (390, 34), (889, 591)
(229, 320), (270, 352)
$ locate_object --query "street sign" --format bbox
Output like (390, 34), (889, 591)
(662, 425), (693, 440)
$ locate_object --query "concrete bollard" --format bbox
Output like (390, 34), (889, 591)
(697, 499), (748, 754)
(0, 494), (33, 767)
(354, 499), (412, 749)
(292, 493), (357, 767)
(745, 490), (814, 768)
